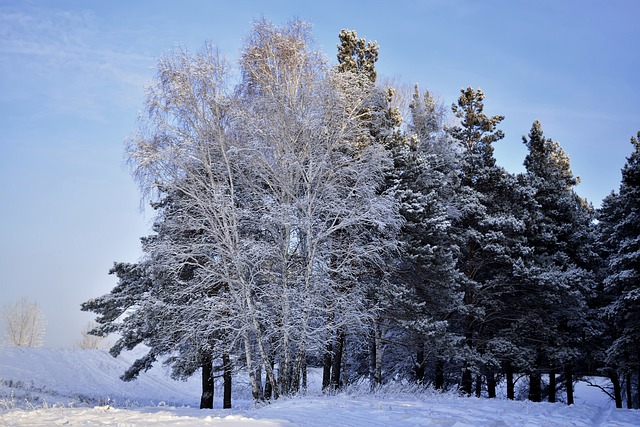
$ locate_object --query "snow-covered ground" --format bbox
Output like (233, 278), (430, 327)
(1, 347), (639, 426)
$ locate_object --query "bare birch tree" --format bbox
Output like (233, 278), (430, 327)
(76, 321), (108, 350)
(2, 297), (46, 347)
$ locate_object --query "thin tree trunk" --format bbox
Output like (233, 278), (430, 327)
(240, 283), (270, 401)
(301, 352), (308, 394)
(506, 362), (515, 400)
(415, 349), (425, 384)
(279, 228), (293, 396)
(548, 368), (556, 403)
(238, 271), (279, 401)
(374, 322), (383, 387)
(435, 359), (444, 390)
(200, 353), (214, 409)
(462, 296), (474, 395)
(264, 361), (273, 400)
(322, 339), (332, 391)
(636, 365), (640, 409)
(487, 371), (496, 398)
(248, 305), (278, 399)
(255, 364), (262, 400)
(565, 364), (574, 406)
(461, 239), (477, 397)
(475, 374), (482, 397)
(460, 368), (472, 395)
(222, 353), (232, 409)
(292, 359), (300, 395)
(529, 351), (542, 402)
(626, 371), (633, 409)
(243, 333), (261, 402)
(609, 369), (622, 408)
(341, 336), (348, 388)
(369, 328), (377, 390)
(330, 329), (345, 390)
(529, 370), (541, 402)
(281, 338), (291, 396)
(292, 347), (306, 394)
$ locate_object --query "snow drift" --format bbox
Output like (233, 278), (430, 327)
(2, 347), (640, 426)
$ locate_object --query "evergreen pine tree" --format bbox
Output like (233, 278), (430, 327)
(517, 120), (596, 404)
(383, 85), (460, 387)
(448, 87), (527, 396)
(600, 131), (640, 408)
(337, 29), (379, 83)
(330, 28), (405, 389)
(594, 190), (627, 408)
(81, 187), (227, 408)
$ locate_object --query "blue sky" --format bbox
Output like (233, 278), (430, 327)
(1, 0), (638, 347)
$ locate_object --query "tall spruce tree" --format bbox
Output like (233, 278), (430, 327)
(328, 28), (405, 390)
(514, 120), (595, 404)
(81, 187), (230, 409)
(595, 191), (627, 408)
(448, 87), (528, 396)
(382, 85), (460, 388)
(599, 131), (640, 408)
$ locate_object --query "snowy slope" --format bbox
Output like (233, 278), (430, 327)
(0, 347), (203, 407)
(2, 347), (640, 426)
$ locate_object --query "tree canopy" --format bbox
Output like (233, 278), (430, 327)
(82, 18), (639, 410)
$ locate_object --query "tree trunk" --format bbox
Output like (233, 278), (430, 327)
(291, 356), (300, 395)
(369, 329), (376, 390)
(264, 356), (274, 400)
(548, 368), (556, 403)
(223, 353), (232, 409)
(301, 353), (308, 394)
(281, 340), (291, 396)
(487, 371), (496, 398)
(330, 329), (345, 390)
(255, 364), (262, 400)
(461, 367), (473, 396)
(415, 349), (425, 384)
(200, 354), (214, 409)
(506, 362), (515, 400)
(243, 333), (261, 402)
(244, 281), (278, 400)
(435, 359), (444, 390)
(291, 350), (304, 394)
(626, 371), (633, 409)
(374, 322), (383, 387)
(261, 346), (279, 400)
(637, 365), (640, 409)
(322, 339), (332, 391)
(475, 374), (482, 397)
(462, 284), (474, 397)
(264, 374), (272, 399)
(529, 351), (542, 402)
(609, 369), (622, 408)
(565, 364), (574, 406)
(292, 347), (306, 395)
(529, 370), (541, 402)
(461, 239), (477, 397)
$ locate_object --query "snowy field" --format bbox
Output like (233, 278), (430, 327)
(2, 348), (640, 426)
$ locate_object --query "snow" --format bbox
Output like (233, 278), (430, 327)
(2, 347), (640, 426)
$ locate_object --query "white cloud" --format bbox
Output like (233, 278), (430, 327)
(0, 5), (155, 121)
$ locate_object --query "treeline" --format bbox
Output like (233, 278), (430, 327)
(81, 19), (640, 409)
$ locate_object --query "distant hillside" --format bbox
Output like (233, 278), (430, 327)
(0, 347), (205, 407)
